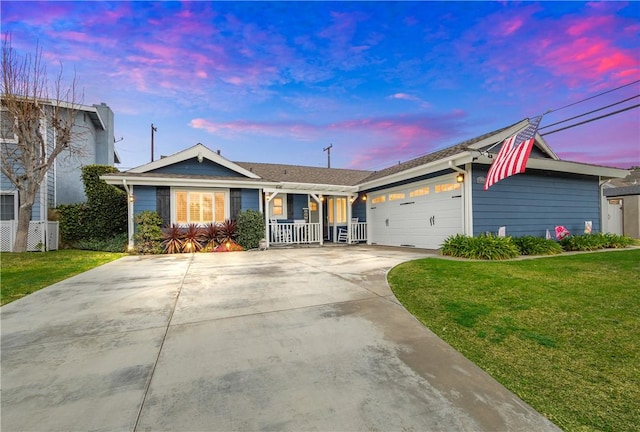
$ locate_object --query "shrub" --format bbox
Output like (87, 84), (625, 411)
(513, 236), (563, 256)
(75, 233), (128, 252)
(161, 224), (184, 254)
(57, 165), (127, 246)
(218, 219), (238, 244)
(134, 211), (162, 254)
(236, 210), (265, 250)
(561, 232), (636, 251)
(182, 224), (204, 253)
(202, 223), (220, 250)
(441, 234), (520, 260)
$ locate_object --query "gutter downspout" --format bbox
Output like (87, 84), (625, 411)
(449, 161), (471, 236)
(122, 179), (134, 251)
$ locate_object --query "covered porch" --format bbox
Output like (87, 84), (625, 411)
(263, 184), (367, 248)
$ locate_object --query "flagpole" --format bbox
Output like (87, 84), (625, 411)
(481, 110), (550, 157)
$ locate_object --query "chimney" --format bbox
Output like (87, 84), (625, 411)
(217, 149), (221, 155)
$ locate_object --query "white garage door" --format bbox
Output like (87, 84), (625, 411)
(368, 177), (463, 249)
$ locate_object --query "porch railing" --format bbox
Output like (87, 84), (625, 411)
(270, 222), (321, 244)
(350, 222), (367, 242)
(0, 221), (59, 252)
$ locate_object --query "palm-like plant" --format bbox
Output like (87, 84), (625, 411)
(218, 219), (238, 244)
(182, 223), (204, 253)
(162, 224), (184, 254)
(202, 223), (219, 250)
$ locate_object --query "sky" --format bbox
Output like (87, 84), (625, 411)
(2, 1), (639, 171)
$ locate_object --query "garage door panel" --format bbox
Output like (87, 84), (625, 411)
(368, 177), (463, 249)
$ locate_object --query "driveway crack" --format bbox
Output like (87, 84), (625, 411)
(132, 253), (194, 432)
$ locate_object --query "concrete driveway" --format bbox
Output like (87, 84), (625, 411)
(1, 246), (559, 432)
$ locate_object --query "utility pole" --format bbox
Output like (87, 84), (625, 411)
(151, 123), (157, 162)
(323, 144), (333, 168)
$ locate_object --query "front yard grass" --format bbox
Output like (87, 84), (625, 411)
(388, 249), (640, 432)
(1, 249), (125, 306)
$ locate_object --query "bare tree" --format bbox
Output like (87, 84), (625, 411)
(1, 36), (84, 252)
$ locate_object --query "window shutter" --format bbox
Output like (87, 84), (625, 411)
(156, 187), (170, 226)
(230, 189), (241, 220)
(287, 194), (294, 219)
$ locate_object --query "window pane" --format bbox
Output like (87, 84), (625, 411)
(337, 198), (346, 223)
(328, 198), (334, 224)
(215, 192), (225, 222)
(202, 193), (213, 222)
(176, 191), (187, 223)
(410, 187), (429, 197)
(190, 192), (201, 222)
(372, 195), (385, 204)
(0, 194), (15, 220)
(272, 197), (283, 216)
(1, 111), (15, 140)
(388, 193), (405, 201)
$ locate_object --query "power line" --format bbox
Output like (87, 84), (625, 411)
(540, 104), (640, 136)
(547, 79), (640, 114)
(539, 94), (640, 130)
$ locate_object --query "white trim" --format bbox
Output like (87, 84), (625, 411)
(268, 192), (287, 220)
(0, 191), (19, 221)
(128, 143), (260, 178)
(171, 187), (230, 225)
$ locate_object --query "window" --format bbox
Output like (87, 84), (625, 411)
(435, 183), (461, 193)
(328, 197), (347, 224)
(268, 194), (288, 219)
(388, 193), (405, 201)
(371, 195), (386, 204)
(410, 187), (429, 197)
(174, 189), (227, 224)
(309, 201), (318, 211)
(1, 110), (17, 142)
(0, 193), (17, 220)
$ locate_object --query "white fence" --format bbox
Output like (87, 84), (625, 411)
(0, 221), (59, 252)
(269, 221), (367, 245)
(270, 222), (322, 244)
(350, 222), (367, 242)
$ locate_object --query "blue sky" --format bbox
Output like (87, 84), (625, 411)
(2, 1), (639, 171)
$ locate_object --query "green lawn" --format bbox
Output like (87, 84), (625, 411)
(1, 249), (125, 305)
(388, 249), (640, 432)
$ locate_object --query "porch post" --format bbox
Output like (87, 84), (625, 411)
(347, 195), (353, 243)
(122, 180), (134, 251)
(264, 191), (278, 248)
(310, 193), (323, 246)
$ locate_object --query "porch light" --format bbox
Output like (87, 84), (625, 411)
(128, 195), (135, 202)
(319, 195), (324, 202)
(456, 173), (465, 183)
(362, 194), (367, 201)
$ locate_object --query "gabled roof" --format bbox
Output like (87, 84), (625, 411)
(128, 143), (260, 178)
(359, 119), (558, 184)
(235, 161), (371, 186)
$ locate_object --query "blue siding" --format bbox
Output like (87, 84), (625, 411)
(292, 194), (307, 219)
(241, 189), (260, 211)
(352, 197), (366, 221)
(472, 165), (601, 237)
(133, 186), (157, 216)
(149, 158), (244, 177)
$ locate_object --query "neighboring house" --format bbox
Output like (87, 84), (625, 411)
(101, 118), (628, 250)
(1, 101), (117, 251)
(602, 168), (640, 239)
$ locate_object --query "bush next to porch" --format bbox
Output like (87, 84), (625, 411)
(236, 210), (265, 250)
(134, 211), (163, 254)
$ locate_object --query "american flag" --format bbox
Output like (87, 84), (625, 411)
(484, 116), (543, 190)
